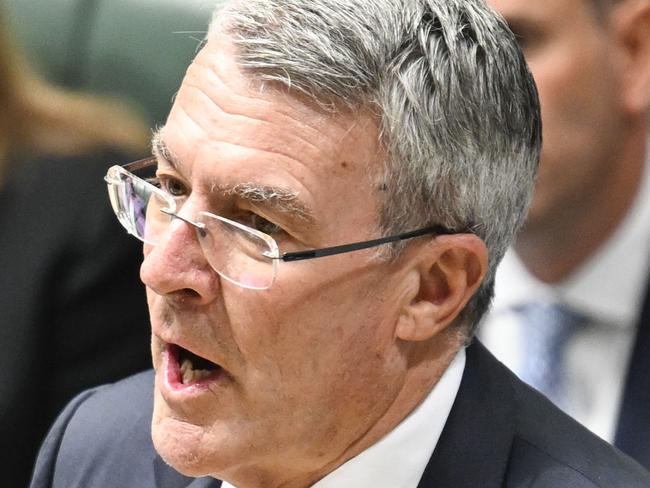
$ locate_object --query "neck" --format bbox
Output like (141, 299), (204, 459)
(227, 332), (462, 488)
(515, 123), (647, 284)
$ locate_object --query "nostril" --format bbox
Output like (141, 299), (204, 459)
(166, 288), (202, 303)
(181, 288), (201, 299)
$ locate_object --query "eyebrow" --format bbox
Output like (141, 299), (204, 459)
(221, 183), (315, 224)
(151, 129), (315, 224)
(151, 129), (182, 169)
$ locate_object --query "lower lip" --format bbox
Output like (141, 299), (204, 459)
(162, 345), (224, 394)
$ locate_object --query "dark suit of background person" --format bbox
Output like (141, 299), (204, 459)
(0, 8), (152, 486)
(617, 283), (650, 469)
(479, 0), (650, 470)
(30, 343), (650, 488)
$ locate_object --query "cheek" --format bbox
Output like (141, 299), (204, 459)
(232, 275), (398, 395)
(238, 308), (401, 452)
(223, 253), (402, 381)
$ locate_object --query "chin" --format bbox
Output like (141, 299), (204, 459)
(151, 415), (224, 478)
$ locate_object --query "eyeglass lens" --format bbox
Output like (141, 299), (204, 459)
(106, 166), (278, 290)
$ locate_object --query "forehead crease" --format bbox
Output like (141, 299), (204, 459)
(176, 79), (333, 167)
(194, 58), (323, 129)
(185, 57), (337, 151)
(173, 99), (326, 175)
(164, 98), (334, 197)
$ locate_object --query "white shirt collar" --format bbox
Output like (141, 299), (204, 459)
(493, 150), (650, 327)
(222, 348), (466, 488)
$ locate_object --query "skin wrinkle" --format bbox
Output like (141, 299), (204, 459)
(165, 144), (324, 249)
(194, 65), (326, 135)
(172, 86), (331, 183)
(158, 64), (383, 247)
(154, 130), (317, 226)
(193, 54), (329, 150)
(181, 76), (318, 146)
(221, 183), (314, 223)
(170, 43), (379, 191)
(154, 129), (314, 222)
(181, 84), (325, 165)
(197, 54), (382, 158)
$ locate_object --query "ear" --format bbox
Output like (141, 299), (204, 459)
(611, 0), (650, 113)
(395, 234), (488, 342)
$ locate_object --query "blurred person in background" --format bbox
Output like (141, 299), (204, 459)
(481, 0), (650, 469)
(0, 4), (152, 486)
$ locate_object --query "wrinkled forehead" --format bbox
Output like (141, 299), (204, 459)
(166, 35), (383, 167)
(159, 36), (385, 228)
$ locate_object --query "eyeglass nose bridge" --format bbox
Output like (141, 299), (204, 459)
(160, 208), (208, 238)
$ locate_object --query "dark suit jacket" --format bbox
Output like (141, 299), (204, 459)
(615, 275), (650, 469)
(30, 341), (650, 488)
(0, 150), (151, 487)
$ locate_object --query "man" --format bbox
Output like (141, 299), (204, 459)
(30, 0), (650, 487)
(480, 0), (650, 468)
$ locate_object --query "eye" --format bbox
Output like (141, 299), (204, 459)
(158, 175), (189, 198)
(250, 214), (283, 235)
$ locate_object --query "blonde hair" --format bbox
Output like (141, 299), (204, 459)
(0, 8), (148, 182)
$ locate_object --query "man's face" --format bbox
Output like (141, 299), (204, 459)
(141, 37), (412, 483)
(487, 0), (628, 231)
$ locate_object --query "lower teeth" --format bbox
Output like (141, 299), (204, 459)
(180, 358), (214, 384)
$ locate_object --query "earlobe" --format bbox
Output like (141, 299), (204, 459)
(395, 235), (488, 343)
(612, 0), (650, 113)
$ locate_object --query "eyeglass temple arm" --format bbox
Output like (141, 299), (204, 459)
(123, 156), (157, 172)
(277, 224), (455, 262)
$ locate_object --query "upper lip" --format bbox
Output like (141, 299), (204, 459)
(153, 327), (226, 372)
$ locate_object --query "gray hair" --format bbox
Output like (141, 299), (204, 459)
(209, 0), (541, 336)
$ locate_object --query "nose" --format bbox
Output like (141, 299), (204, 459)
(140, 215), (220, 304)
(160, 208), (208, 239)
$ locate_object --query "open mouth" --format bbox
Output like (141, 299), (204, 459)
(168, 343), (222, 386)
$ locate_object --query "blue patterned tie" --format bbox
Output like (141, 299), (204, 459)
(517, 302), (586, 409)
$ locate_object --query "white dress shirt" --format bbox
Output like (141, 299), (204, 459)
(481, 152), (650, 442)
(222, 348), (465, 488)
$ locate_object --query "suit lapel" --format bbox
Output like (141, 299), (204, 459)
(615, 271), (650, 469)
(417, 341), (514, 488)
